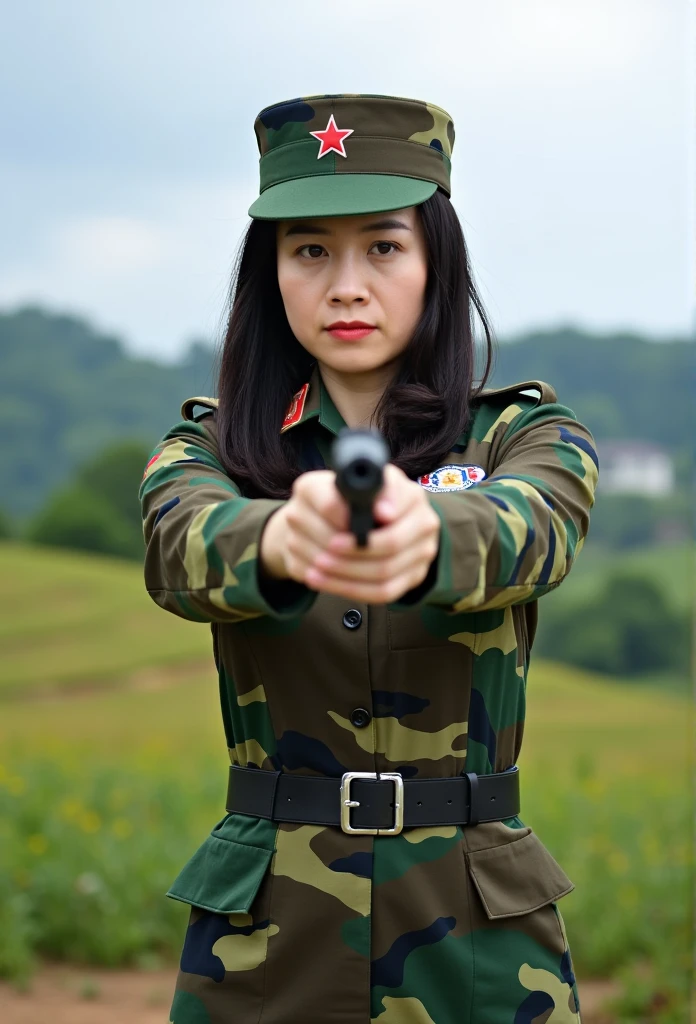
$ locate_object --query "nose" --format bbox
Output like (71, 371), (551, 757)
(327, 251), (370, 305)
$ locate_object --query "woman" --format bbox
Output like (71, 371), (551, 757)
(140, 93), (598, 1024)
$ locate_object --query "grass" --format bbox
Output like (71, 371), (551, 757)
(0, 662), (692, 1019)
(521, 661), (694, 1020)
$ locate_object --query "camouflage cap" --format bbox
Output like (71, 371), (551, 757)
(248, 93), (455, 220)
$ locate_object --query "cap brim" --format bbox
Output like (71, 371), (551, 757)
(248, 174), (438, 220)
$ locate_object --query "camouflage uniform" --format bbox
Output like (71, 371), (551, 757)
(140, 365), (598, 1023)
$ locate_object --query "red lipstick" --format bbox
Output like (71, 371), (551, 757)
(325, 320), (376, 342)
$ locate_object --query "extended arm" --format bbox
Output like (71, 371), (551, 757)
(389, 399), (599, 614)
(139, 413), (317, 623)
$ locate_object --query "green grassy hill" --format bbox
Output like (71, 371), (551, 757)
(0, 540), (211, 696)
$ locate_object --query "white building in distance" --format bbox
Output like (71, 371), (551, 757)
(597, 440), (675, 496)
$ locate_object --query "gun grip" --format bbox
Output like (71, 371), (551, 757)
(350, 508), (375, 548)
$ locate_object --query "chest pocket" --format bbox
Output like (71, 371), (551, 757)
(388, 605), (469, 651)
(388, 602), (530, 667)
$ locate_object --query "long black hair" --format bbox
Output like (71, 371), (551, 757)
(214, 188), (497, 499)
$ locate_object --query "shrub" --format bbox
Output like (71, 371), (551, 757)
(24, 483), (139, 560)
(536, 571), (691, 676)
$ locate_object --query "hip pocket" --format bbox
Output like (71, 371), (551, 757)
(465, 825), (574, 920)
(167, 812), (277, 915)
(462, 822), (580, 1022)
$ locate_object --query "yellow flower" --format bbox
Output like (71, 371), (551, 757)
(108, 787), (129, 811)
(639, 832), (663, 866)
(6, 775), (26, 796)
(27, 833), (48, 856)
(617, 883), (640, 909)
(580, 777), (606, 801)
(607, 848), (630, 876)
(79, 811), (102, 834)
(111, 817), (133, 839)
(59, 797), (83, 821)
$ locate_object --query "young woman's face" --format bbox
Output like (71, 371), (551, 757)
(276, 205), (428, 376)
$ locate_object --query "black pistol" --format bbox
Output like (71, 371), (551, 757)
(332, 427), (390, 547)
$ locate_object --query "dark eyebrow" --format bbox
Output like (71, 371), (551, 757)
(284, 223), (331, 237)
(283, 218), (412, 237)
(359, 219), (412, 233)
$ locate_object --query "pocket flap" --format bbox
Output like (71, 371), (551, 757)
(166, 813), (276, 915)
(466, 827), (574, 919)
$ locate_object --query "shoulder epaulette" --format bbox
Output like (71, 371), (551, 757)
(475, 379), (557, 406)
(180, 396), (219, 422)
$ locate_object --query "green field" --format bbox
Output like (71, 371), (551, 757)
(0, 541), (693, 1020)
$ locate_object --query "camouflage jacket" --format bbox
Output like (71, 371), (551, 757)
(140, 362), (598, 1023)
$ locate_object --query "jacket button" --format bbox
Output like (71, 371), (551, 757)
(342, 608), (362, 630)
(351, 707), (371, 728)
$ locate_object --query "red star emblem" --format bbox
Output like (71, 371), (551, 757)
(309, 114), (354, 159)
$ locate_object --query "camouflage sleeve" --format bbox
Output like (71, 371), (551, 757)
(389, 399), (599, 614)
(139, 413), (318, 623)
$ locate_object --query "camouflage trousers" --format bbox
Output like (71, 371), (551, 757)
(167, 819), (582, 1023)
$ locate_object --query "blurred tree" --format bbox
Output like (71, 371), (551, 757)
(2, 306), (693, 525)
(587, 492), (694, 549)
(0, 507), (15, 539)
(535, 571), (690, 677)
(75, 440), (152, 537)
(24, 439), (152, 560)
(25, 483), (137, 559)
(588, 494), (659, 549)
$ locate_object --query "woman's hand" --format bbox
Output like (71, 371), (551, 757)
(260, 463), (441, 604)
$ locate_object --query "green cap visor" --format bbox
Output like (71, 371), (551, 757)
(248, 173), (438, 220)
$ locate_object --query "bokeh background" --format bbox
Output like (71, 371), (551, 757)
(1, 1), (694, 1021)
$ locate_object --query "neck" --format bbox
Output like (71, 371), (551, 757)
(318, 360), (398, 429)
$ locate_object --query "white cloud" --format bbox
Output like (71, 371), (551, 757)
(51, 216), (170, 274)
(0, 177), (257, 358)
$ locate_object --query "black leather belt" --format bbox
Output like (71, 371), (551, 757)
(226, 763), (520, 834)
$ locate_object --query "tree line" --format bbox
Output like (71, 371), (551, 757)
(1, 303), (692, 682)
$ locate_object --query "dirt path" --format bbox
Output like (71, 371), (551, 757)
(0, 964), (622, 1023)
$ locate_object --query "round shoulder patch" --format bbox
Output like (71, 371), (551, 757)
(417, 464), (487, 492)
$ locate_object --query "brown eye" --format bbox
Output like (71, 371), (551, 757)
(298, 245), (325, 259)
(370, 241), (397, 256)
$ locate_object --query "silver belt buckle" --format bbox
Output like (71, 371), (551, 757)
(340, 771), (404, 835)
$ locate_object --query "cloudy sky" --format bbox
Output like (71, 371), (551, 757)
(1, 0), (693, 360)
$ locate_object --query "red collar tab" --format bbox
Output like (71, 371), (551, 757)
(281, 382), (310, 433)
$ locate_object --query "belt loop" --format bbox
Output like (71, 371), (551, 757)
(463, 772), (480, 826)
(266, 768), (281, 820)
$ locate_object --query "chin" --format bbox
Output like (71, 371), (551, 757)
(326, 346), (402, 370)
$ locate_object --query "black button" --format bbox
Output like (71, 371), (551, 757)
(350, 707), (371, 728)
(342, 608), (362, 630)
